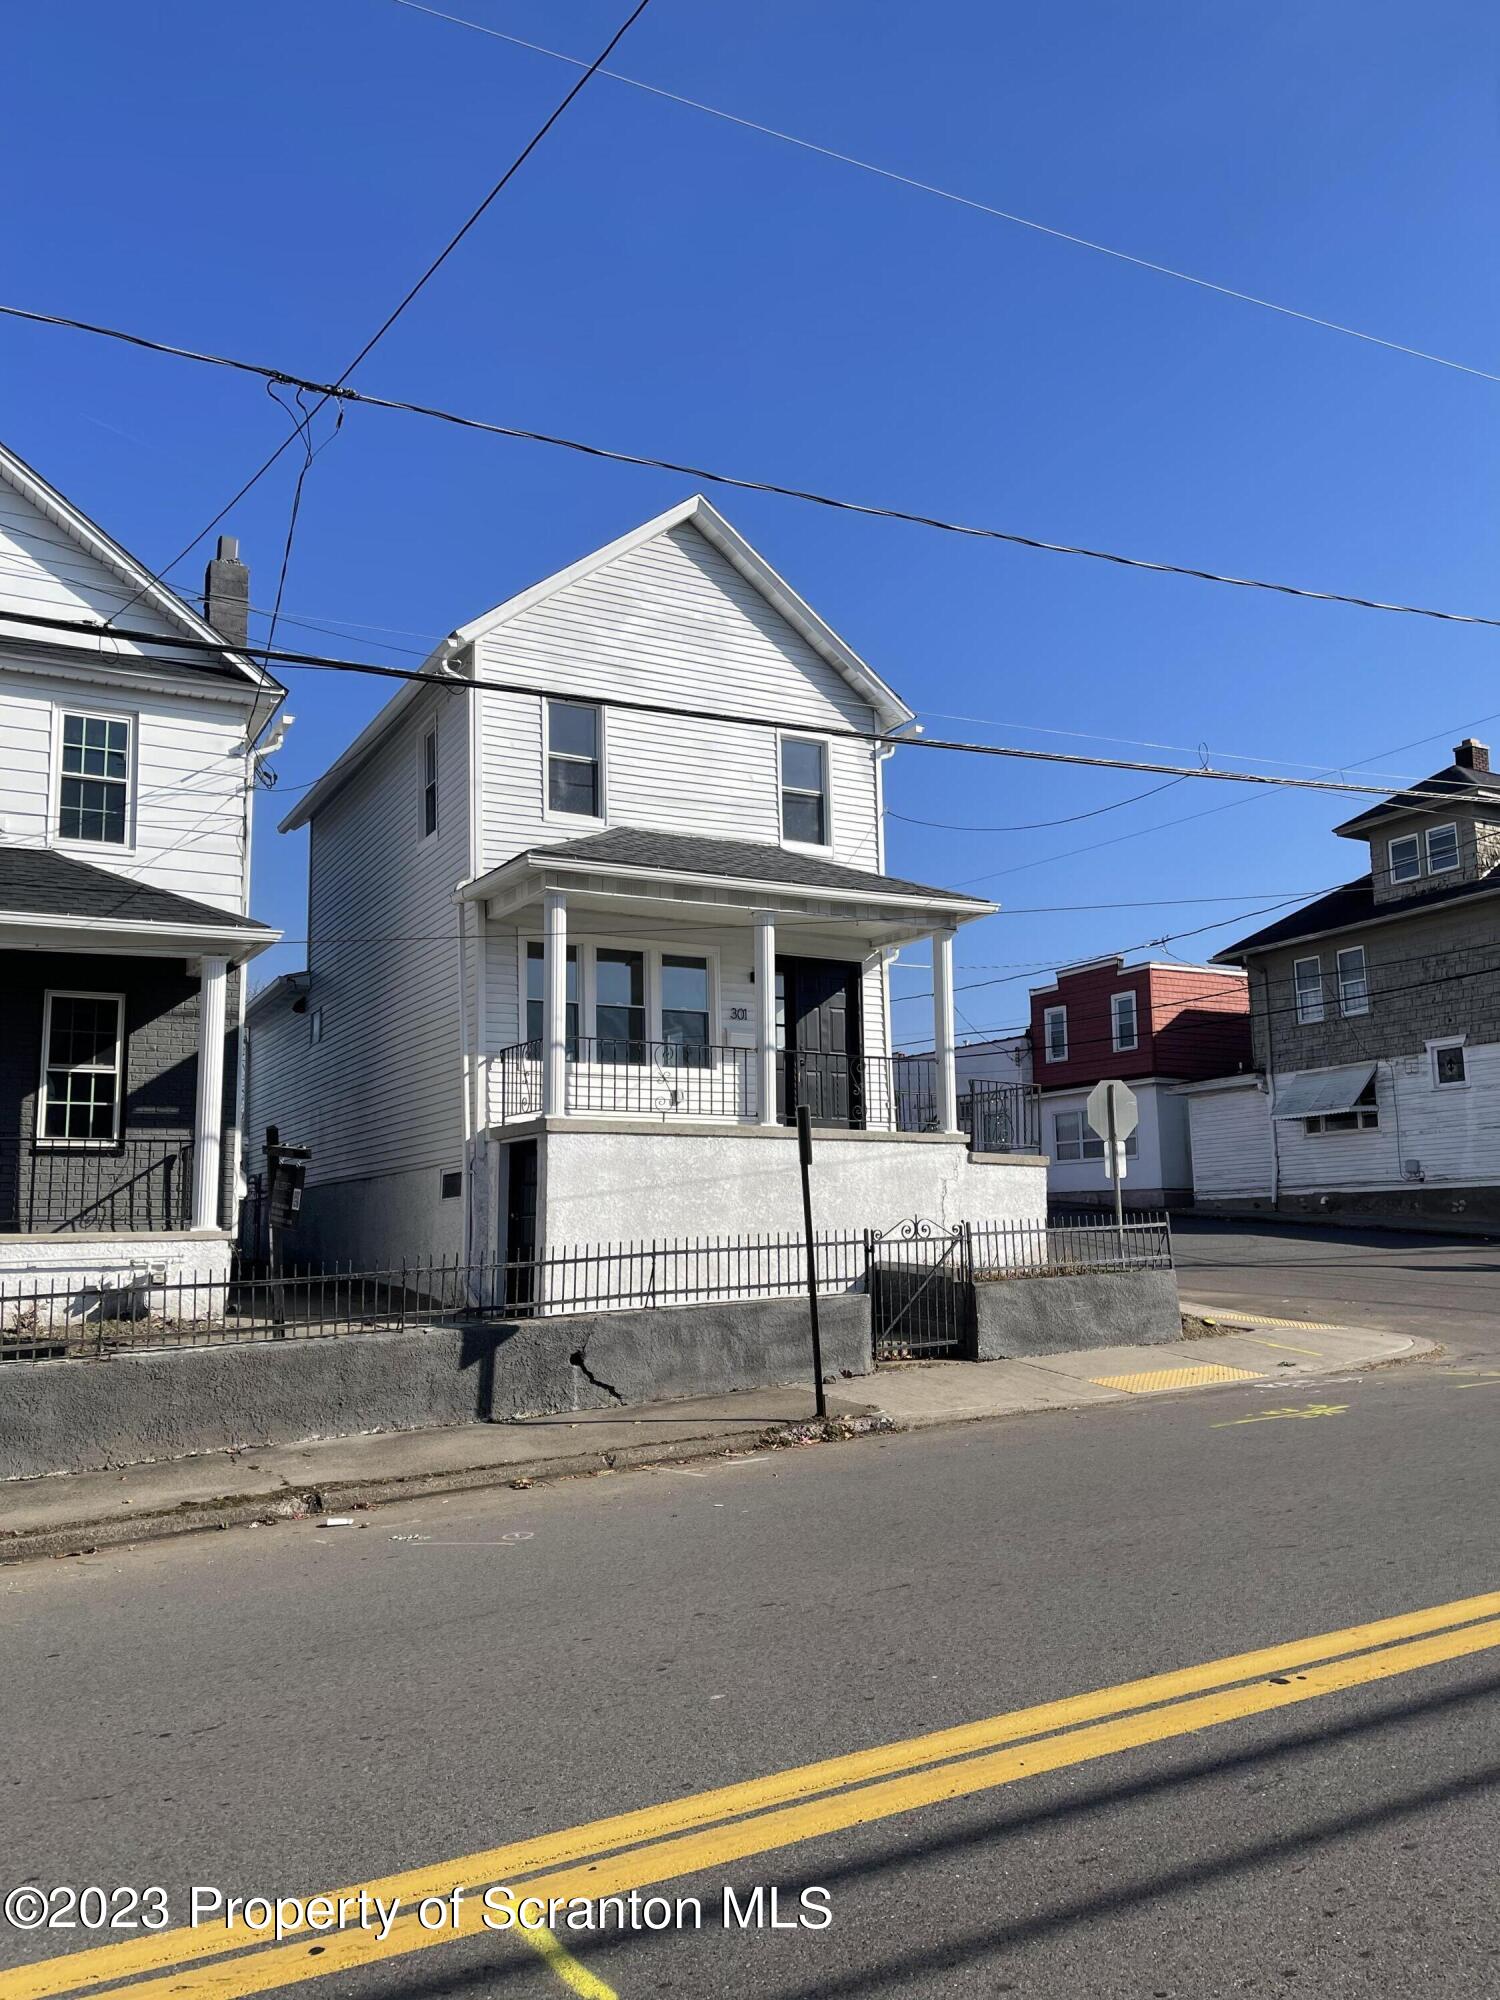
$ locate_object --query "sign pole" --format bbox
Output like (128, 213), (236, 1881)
(795, 1104), (828, 1420)
(1106, 1094), (1124, 1253)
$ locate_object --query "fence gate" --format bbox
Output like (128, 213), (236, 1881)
(868, 1218), (975, 1360)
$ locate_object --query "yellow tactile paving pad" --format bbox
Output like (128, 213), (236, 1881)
(1090, 1363), (1265, 1393)
(1204, 1312), (1341, 1331)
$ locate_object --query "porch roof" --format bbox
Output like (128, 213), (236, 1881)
(460, 827), (996, 936)
(0, 845), (278, 962)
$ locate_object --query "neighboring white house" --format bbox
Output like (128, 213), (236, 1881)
(247, 496), (1047, 1270)
(0, 439), (281, 1295)
(1038, 1078), (1189, 1210)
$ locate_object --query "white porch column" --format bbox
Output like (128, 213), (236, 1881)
(931, 928), (959, 1135)
(754, 913), (778, 1126)
(192, 955), (229, 1231)
(542, 888), (569, 1117)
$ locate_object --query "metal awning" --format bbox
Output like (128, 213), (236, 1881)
(1271, 1064), (1377, 1120)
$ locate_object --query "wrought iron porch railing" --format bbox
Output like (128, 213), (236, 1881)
(0, 1137), (194, 1234)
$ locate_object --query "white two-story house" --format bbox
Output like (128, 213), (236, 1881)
(0, 440), (281, 1297)
(249, 497), (1045, 1271)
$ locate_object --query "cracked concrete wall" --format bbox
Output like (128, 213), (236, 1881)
(0, 1294), (871, 1480)
(974, 1269), (1181, 1360)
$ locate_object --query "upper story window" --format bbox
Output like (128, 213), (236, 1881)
(1425, 823), (1460, 875)
(780, 737), (828, 847)
(420, 724), (438, 839)
(1387, 834), (1421, 885)
(1110, 991), (1138, 1053)
(525, 942), (579, 1053)
(1336, 946), (1369, 1017)
(1431, 1040), (1467, 1088)
(39, 991), (124, 1144)
(1294, 956), (1324, 1025)
(1043, 1005), (1068, 1063)
(58, 712), (130, 845)
(547, 701), (602, 818)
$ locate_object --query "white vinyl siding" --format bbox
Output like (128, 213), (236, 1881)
(1271, 1046), (1500, 1191)
(244, 988), (315, 1165)
(0, 482), (192, 656)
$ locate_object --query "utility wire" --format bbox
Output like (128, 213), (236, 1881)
(6, 301), (1500, 632)
(888, 776), (1188, 833)
(95, 0), (656, 623)
(389, 0), (1500, 389)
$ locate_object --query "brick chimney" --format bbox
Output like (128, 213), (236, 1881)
(204, 535), (250, 648)
(1454, 738), (1490, 773)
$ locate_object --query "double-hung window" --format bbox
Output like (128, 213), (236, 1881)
(525, 943), (579, 1055)
(1053, 1109), (1136, 1163)
(420, 724), (438, 838)
(58, 713), (130, 844)
(661, 956), (711, 1068)
(1336, 946), (1369, 1018)
(1111, 990), (1138, 1053)
(1387, 834), (1421, 885)
(1043, 1005), (1068, 1063)
(39, 992), (124, 1144)
(595, 949), (645, 1064)
(1294, 957), (1324, 1024)
(780, 737), (828, 847)
(1425, 823), (1460, 875)
(547, 701), (602, 818)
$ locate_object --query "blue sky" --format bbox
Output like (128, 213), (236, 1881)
(7, 0), (1497, 1043)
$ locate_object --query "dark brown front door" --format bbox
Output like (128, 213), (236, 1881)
(776, 957), (863, 1127)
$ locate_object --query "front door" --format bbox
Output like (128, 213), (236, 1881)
(776, 957), (863, 1127)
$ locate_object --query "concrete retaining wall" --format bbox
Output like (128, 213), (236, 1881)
(974, 1269), (1181, 1360)
(0, 1293), (870, 1482)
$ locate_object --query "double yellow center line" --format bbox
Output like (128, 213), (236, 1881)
(9, 1588), (1500, 2000)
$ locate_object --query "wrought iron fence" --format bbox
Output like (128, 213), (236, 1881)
(970, 1212), (1174, 1279)
(0, 1137), (194, 1235)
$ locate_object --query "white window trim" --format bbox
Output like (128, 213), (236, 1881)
(514, 936), (724, 1060)
(1293, 956), (1325, 1025)
(37, 989), (126, 1149)
(1053, 1104), (1137, 1164)
(1428, 1036), (1469, 1090)
(541, 696), (608, 827)
(1424, 821), (1460, 876)
(309, 1006), (324, 1047)
(417, 721), (439, 843)
(1386, 833), (1421, 885)
(1305, 1107), (1380, 1135)
(1110, 989), (1139, 1053)
(1335, 945), (1369, 1019)
(776, 729), (835, 855)
(1043, 1004), (1068, 1064)
(50, 705), (137, 856)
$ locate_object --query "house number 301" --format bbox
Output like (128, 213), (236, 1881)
(728, 1006), (750, 1021)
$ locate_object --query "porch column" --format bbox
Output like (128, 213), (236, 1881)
(754, 914), (778, 1125)
(931, 928), (959, 1134)
(542, 888), (568, 1117)
(191, 955), (229, 1230)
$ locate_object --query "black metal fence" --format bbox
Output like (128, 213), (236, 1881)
(0, 1216), (1172, 1363)
(0, 1138), (193, 1235)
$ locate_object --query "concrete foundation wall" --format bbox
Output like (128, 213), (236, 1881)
(974, 1268), (1181, 1360)
(0, 1293), (870, 1481)
(292, 1166), (465, 1271)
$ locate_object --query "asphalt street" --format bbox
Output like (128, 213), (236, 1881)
(3, 1357), (1498, 1998)
(1173, 1215), (1500, 1360)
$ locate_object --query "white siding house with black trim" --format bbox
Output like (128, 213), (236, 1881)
(249, 497), (1047, 1272)
(0, 440), (282, 1295)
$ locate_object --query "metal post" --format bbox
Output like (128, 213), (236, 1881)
(795, 1105), (827, 1419)
(1107, 1093), (1124, 1256)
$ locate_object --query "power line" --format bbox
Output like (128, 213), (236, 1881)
(887, 777), (1188, 833)
(96, 0), (657, 622)
(7, 301), (1500, 632)
(389, 0), (1500, 390)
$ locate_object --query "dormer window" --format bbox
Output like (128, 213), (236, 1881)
(1387, 834), (1421, 885)
(1425, 823), (1459, 875)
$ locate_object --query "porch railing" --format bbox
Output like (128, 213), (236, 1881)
(491, 1040), (1041, 1151)
(0, 1137), (194, 1234)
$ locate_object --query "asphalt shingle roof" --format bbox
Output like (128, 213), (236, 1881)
(0, 844), (270, 931)
(534, 827), (982, 903)
(1216, 870), (1500, 959)
(1332, 761), (1500, 834)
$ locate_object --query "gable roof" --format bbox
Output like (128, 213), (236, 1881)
(1332, 758), (1500, 837)
(0, 438), (280, 699)
(280, 497), (912, 832)
(1214, 869), (1500, 961)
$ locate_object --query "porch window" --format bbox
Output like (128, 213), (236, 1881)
(1387, 834), (1420, 885)
(595, 949), (645, 1063)
(39, 992), (125, 1144)
(780, 737), (828, 846)
(1294, 957), (1324, 1024)
(661, 955), (711, 1068)
(1336, 945), (1369, 1017)
(525, 942), (579, 1054)
(1425, 822), (1460, 875)
(58, 713), (130, 844)
(1110, 990), (1138, 1053)
(1043, 1005), (1068, 1063)
(547, 701), (602, 817)
(1053, 1109), (1136, 1163)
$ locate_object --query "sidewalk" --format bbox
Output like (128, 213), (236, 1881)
(0, 1313), (1434, 1562)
